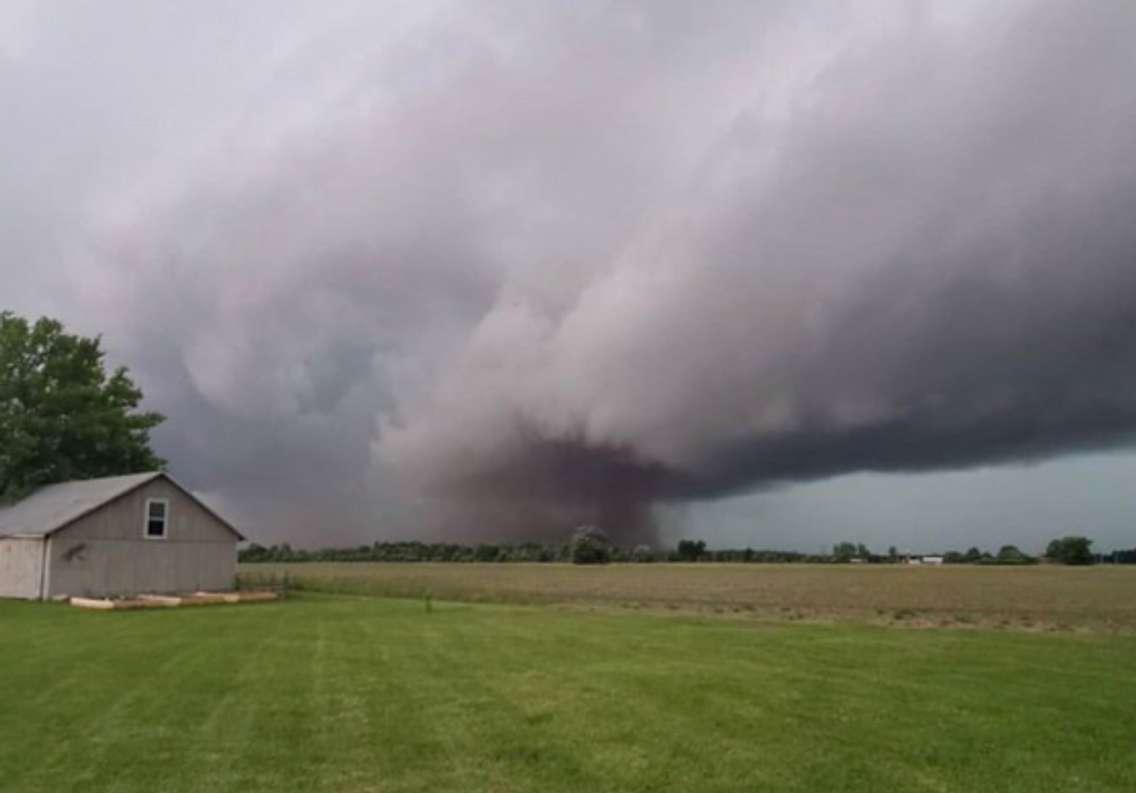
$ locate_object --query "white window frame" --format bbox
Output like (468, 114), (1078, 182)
(143, 498), (170, 540)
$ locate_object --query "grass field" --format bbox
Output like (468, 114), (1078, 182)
(3, 592), (1135, 792)
(239, 562), (1136, 632)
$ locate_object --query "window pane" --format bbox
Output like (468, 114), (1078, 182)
(147, 520), (165, 536)
(149, 502), (166, 518)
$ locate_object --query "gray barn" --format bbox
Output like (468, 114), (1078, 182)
(0, 472), (243, 600)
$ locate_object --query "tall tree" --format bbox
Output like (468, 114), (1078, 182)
(0, 312), (164, 501)
(1044, 536), (1095, 566)
(571, 525), (612, 565)
(676, 539), (707, 562)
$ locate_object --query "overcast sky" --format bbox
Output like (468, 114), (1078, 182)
(3, 1), (1135, 552)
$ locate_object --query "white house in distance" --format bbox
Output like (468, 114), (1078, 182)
(0, 472), (243, 600)
(905, 555), (945, 566)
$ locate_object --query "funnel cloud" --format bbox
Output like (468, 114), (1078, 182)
(3, 1), (1136, 546)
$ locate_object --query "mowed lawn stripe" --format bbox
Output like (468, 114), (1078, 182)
(5, 608), (230, 792)
(1, 596), (1134, 793)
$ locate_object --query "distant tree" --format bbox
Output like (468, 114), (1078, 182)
(631, 544), (656, 563)
(570, 526), (611, 565)
(1109, 548), (1136, 564)
(888, 545), (898, 561)
(474, 543), (501, 562)
(832, 542), (859, 562)
(991, 545), (1037, 565)
(0, 312), (164, 501)
(997, 545), (1025, 562)
(856, 543), (871, 559)
(676, 539), (707, 562)
(1045, 536), (1095, 565)
(963, 547), (983, 564)
(239, 543), (270, 563)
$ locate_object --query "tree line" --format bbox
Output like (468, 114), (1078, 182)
(240, 533), (1130, 566)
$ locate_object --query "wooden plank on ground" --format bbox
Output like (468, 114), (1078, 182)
(70, 591), (277, 609)
(190, 592), (230, 604)
(228, 590), (278, 603)
(70, 597), (116, 610)
(137, 594), (183, 607)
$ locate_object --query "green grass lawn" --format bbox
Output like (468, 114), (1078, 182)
(2, 595), (1134, 793)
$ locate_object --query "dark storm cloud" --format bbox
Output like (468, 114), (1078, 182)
(3, 1), (1135, 544)
(377, 1), (1136, 540)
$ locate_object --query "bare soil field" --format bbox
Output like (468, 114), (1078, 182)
(239, 562), (1136, 632)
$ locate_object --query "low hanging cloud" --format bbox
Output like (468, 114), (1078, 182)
(377, 1), (1136, 542)
(6, 1), (1136, 544)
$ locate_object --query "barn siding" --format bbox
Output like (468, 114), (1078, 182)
(0, 538), (45, 599)
(46, 479), (237, 598)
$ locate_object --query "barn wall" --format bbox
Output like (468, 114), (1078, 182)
(46, 478), (238, 597)
(0, 538), (44, 599)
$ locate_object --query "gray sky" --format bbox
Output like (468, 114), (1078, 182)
(3, 1), (1135, 551)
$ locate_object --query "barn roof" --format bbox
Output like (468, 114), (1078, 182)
(0, 472), (244, 540)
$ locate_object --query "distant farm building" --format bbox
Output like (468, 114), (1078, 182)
(905, 555), (944, 566)
(0, 472), (243, 600)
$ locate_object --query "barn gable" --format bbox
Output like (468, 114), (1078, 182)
(0, 472), (242, 541)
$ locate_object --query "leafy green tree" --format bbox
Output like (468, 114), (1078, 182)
(997, 545), (1022, 561)
(474, 543), (501, 562)
(832, 541), (859, 562)
(1045, 536), (1095, 565)
(676, 539), (707, 561)
(963, 546), (983, 563)
(0, 312), (164, 501)
(994, 545), (1036, 565)
(570, 526), (611, 565)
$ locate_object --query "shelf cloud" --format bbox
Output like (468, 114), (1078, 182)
(4, 1), (1136, 543)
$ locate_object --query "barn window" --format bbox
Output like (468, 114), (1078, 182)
(144, 498), (169, 539)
